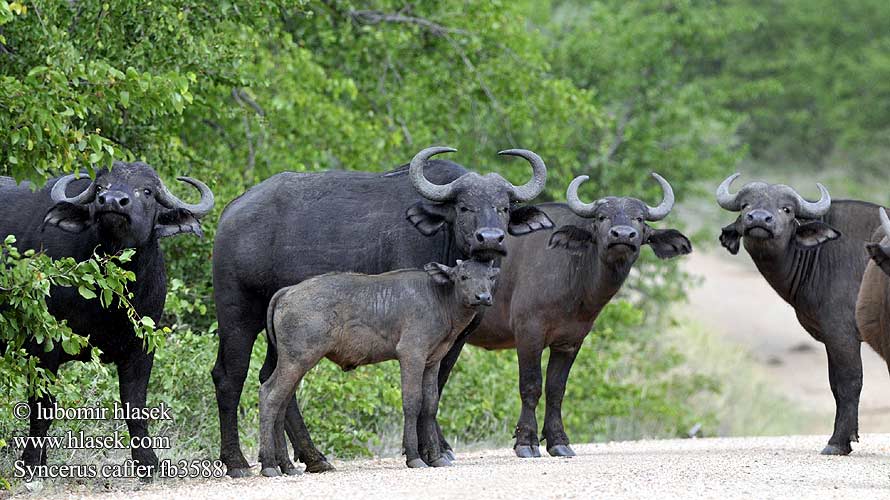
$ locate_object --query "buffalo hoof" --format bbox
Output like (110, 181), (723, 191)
(305, 459), (335, 473)
(443, 449), (456, 462)
(547, 444), (576, 457)
(281, 463), (302, 476)
(406, 458), (429, 468)
(226, 467), (252, 478)
(429, 457), (452, 467)
(820, 444), (852, 456)
(514, 445), (541, 458)
(260, 467), (281, 478)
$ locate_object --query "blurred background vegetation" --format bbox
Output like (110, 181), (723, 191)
(1, 0), (888, 481)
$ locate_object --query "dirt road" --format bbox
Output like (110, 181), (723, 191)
(680, 250), (890, 433)
(39, 435), (890, 500)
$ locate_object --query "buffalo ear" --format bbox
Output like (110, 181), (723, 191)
(508, 206), (554, 236)
(548, 225), (593, 252)
(647, 228), (692, 260)
(794, 221), (841, 248)
(406, 201), (453, 236)
(156, 208), (204, 238)
(424, 262), (453, 285)
(866, 242), (890, 276)
(43, 202), (92, 233)
(719, 222), (741, 255)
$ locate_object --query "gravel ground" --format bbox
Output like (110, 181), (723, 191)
(25, 434), (890, 500)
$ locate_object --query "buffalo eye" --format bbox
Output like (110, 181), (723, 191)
(96, 185), (104, 193)
(781, 206), (791, 214)
(741, 203), (749, 210)
(143, 188), (152, 196)
(460, 275), (469, 281)
(598, 215), (607, 222)
(459, 206), (471, 213)
(636, 216), (643, 223)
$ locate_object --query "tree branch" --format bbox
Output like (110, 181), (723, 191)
(348, 9), (470, 37)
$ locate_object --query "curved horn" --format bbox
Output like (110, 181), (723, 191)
(156, 177), (215, 217)
(497, 149), (548, 202)
(792, 183), (831, 219)
(565, 175), (601, 217)
(409, 146), (459, 202)
(51, 173), (97, 204)
(879, 207), (890, 240)
(716, 173), (743, 211)
(645, 173), (675, 221)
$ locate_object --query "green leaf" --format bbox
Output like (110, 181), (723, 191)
(77, 286), (97, 300)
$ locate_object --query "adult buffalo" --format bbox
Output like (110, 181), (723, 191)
(0, 162), (214, 471)
(716, 174), (884, 455)
(211, 146), (553, 476)
(434, 173), (691, 458)
(856, 208), (890, 366)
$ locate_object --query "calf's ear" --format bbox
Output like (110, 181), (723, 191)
(156, 208), (204, 238)
(548, 225), (593, 252)
(508, 206), (554, 236)
(719, 221), (741, 255)
(406, 201), (453, 236)
(424, 262), (454, 285)
(794, 221), (841, 248)
(647, 228), (692, 259)
(866, 242), (890, 276)
(43, 203), (92, 233)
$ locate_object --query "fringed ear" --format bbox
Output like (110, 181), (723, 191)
(424, 262), (454, 285)
(719, 221), (742, 255)
(508, 205), (554, 236)
(548, 225), (594, 252)
(156, 208), (204, 238)
(646, 228), (692, 259)
(43, 203), (92, 233)
(406, 201), (453, 236)
(794, 221), (841, 248)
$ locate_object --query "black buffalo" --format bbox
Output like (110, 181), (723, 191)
(717, 173), (884, 455)
(211, 146), (552, 476)
(0, 162), (213, 470)
(435, 173), (691, 458)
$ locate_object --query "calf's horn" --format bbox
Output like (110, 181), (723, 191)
(410, 146), (459, 202)
(497, 149), (548, 202)
(51, 174), (97, 204)
(645, 173), (675, 222)
(716, 173), (743, 211)
(156, 177), (215, 217)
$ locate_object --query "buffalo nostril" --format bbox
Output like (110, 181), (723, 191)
(98, 195), (106, 205)
(476, 232), (485, 242)
(476, 293), (491, 302)
(496, 233), (505, 243)
(629, 231), (637, 239)
(764, 215), (773, 223)
(119, 197), (130, 207)
(746, 213), (754, 221)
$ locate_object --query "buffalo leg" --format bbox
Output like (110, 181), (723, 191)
(21, 392), (55, 468)
(211, 299), (264, 477)
(821, 339), (862, 455)
(399, 355), (427, 468)
(418, 362), (449, 467)
(117, 349), (159, 474)
(514, 333), (545, 458)
(258, 362), (303, 477)
(542, 344), (581, 457)
(433, 314), (482, 459)
(258, 345), (333, 473)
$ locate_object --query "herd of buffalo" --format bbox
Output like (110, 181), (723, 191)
(2, 145), (890, 478)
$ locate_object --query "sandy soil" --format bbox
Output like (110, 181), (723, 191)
(680, 250), (890, 433)
(31, 435), (890, 500)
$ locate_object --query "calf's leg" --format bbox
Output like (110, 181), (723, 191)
(259, 362), (305, 477)
(434, 315), (482, 460)
(399, 354), (427, 468)
(543, 344), (581, 457)
(259, 344), (333, 473)
(419, 362), (450, 467)
(821, 337), (862, 455)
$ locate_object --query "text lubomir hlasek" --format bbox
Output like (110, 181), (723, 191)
(31, 402), (172, 421)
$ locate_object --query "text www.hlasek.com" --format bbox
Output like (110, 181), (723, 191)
(10, 401), (225, 480)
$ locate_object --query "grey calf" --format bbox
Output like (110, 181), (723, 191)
(258, 260), (499, 475)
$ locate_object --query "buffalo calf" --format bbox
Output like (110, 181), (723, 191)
(857, 208), (890, 363)
(258, 259), (499, 475)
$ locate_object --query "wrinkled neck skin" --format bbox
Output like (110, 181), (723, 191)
(91, 229), (164, 288)
(743, 235), (817, 307)
(433, 282), (483, 332)
(577, 243), (637, 314)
